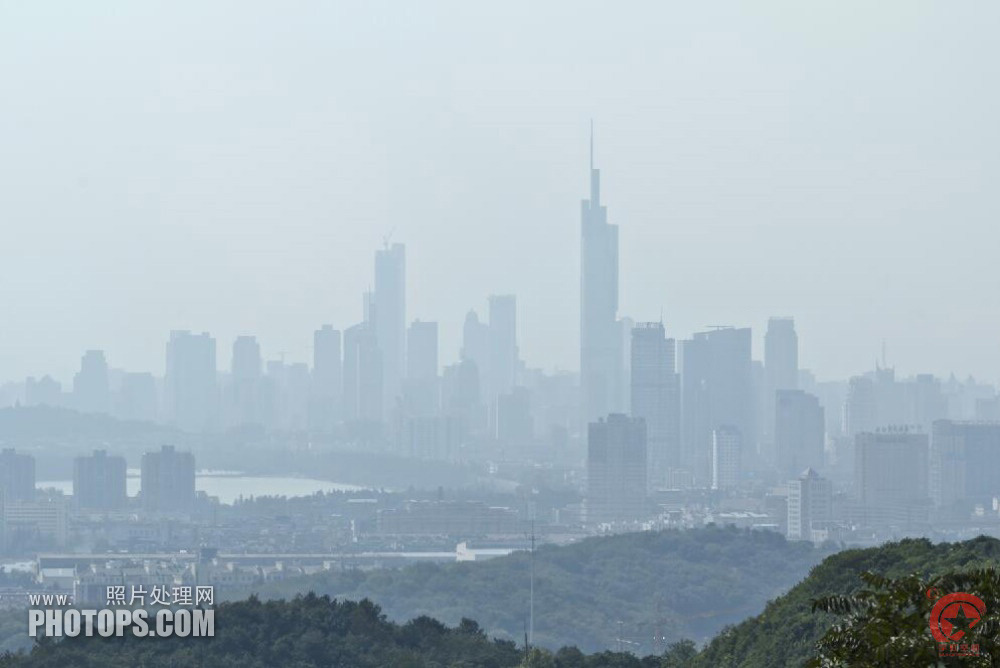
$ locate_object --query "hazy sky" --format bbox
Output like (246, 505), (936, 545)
(2, 1), (999, 385)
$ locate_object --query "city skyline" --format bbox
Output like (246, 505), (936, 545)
(4, 4), (1000, 662)
(4, 2), (999, 384)
(3, 130), (995, 389)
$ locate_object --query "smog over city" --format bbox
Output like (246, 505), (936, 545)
(1, 2), (999, 666)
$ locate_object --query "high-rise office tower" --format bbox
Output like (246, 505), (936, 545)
(267, 361), (309, 431)
(442, 358), (485, 437)
(231, 335), (261, 427)
(775, 389), (826, 478)
(343, 322), (383, 423)
(614, 316), (634, 412)
(0, 449), (35, 502)
(786, 468), (832, 541)
(488, 295), (518, 401)
(586, 414), (647, 524)
(711, 426), (742, 491)
(310, 325), (343, 430)
(679, 327), (753, 485)
(580, 127), (622, 427)
(165, 331), (217, 432)
(930, 420), (1000, 512)
(73, 350), (111, 415)
(843, 375), (876, 437)
(854, 429), (929, 527)
(911, 374), (947, 431)
(765, 318), (798, 391)
(497, 386), (533, 444)
(461, 309), (490, 390)
(232, 336), (261, 381)
(630, 322), (679, 489)
(117, 372), (157, 422)
(73, 450), (127, 511)
(762, 318), (798, 460)
(405, 320), (439, 418)
(140, 445), (196, 514)
(374, 243), (406, 415)
(407, 320), (438, 382)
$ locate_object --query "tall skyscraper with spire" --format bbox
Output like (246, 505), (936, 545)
(580, 124), (622, 426)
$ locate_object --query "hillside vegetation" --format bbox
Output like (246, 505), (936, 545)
(237, 526), (833, 653)
(692, 535), (1000, 667)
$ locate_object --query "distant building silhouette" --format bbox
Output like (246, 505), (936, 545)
(586, 414), (647, 524)
(310, 325), (343, 430)
(854, 429), (929, 527)
(762, 318), (798, 461)
(0, 449), (35, 502)
(487, 295), (518, 401)
(630, 322), (679, 489)
(843, 375), (876, 437)
(4, 498), (67, 548)
(405, 320), (439, 418)
(711, 426), (742, 491)
(264, 361), (309, 431)
(165, 331), (217, 432)
(787, 468), (832, 541)
(679, 327), (753, 485)
(73, 450), (127, 511)
(442, 358), (485, 439)
(231, 335), (262, 427)
(580, 127), (623, 426)
(73, 350), (110, 415)
(407, 320), (438, 382)
(930, 420), (1000, 512)
(461, 310), (489, 384)
(117, 372), (157, 422)
(343, 322), (383, 424)
(910, 374), (947, 431)
(405, 416), (458, 461)
(775, 389), (825, 478)
(497, 387), (533, 444)
(140, 445), (195, 514)
(374, 243), (406, 415)
(25, 376), (62, 408)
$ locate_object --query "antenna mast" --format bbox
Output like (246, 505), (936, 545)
(529, 519), (535, 648)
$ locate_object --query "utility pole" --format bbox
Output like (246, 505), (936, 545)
(529, 519), (535, 648)
(653, 597), (667, 654)
(523, 621), (529, 663)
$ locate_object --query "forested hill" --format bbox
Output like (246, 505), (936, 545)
(7, 535), (1000, 666)
(691, 535), (1000, 667)
(0, 595), (523, 668)
(233, 526), (834, 653)
(0, 593), (711, 668)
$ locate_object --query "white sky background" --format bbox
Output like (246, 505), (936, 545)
(1, 1), (998, 384)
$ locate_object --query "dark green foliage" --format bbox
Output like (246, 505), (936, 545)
(0, 594), (700, 668)
(809, 568), (1000, 667)
(14, 533), (1000, 666)
(0, 594), (523, 668)
(693, 536), (1000, 668)
(237, 526), (830, 652)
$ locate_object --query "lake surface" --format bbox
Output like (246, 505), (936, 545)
(37, 472), (365, 505)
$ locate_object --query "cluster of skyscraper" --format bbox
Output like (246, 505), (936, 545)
(9, 131), (1000, 543)
(16, 234), (533, 460)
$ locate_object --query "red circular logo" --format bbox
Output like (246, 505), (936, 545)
(929, 592), (986, 643)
